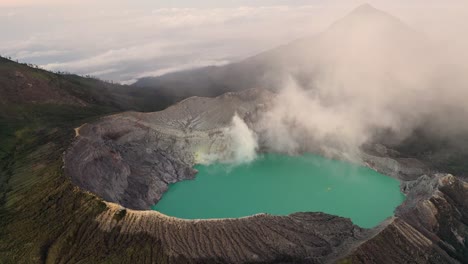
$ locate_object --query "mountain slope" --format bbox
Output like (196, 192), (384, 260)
(0, 56), (182, 115)
(0, 57), (193, 263)
(0, 55), (186, 165)
(133, 4), (427, 96)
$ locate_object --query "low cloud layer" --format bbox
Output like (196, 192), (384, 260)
(2, 1), (467, 84)
(0, 4), (340, 83)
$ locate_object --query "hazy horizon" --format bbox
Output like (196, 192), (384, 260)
(1, 0), (467, 84)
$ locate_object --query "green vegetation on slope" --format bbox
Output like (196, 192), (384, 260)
(0, 102), (105, 262)
(0, 105), (177, 263)
(0, 57), (186, 263)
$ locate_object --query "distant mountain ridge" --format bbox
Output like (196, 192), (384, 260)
(132, 4), (426, 98)
(0, 56), (182, 115)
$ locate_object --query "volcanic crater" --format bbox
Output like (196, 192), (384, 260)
(64, 89), (468, 263)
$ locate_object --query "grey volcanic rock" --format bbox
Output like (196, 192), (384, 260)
(65, 89), (272, 209)
(362, 152), (430, 181)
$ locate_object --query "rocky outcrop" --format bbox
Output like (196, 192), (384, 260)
(65, 89), (272, 209)
(362, 148), (430, 181)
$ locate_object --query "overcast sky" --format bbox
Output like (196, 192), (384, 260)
(1, 0), (467, 84)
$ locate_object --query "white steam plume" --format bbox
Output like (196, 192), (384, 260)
(226, 113), (258, 164)
(195, 113), (258, 165)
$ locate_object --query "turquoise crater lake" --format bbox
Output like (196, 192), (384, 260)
(152, 153), (405, 228)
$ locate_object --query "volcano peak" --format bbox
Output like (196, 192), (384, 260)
(351, 3), (381, 15)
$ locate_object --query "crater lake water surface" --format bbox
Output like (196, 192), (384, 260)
(152, 153), (405, 228)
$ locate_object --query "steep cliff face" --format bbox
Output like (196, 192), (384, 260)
(63, 89), (468, 263)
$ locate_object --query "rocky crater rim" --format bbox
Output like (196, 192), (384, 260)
(93, 173), (462, 229)
(105, 200), (293, 223)
(65, 89), (430, 219)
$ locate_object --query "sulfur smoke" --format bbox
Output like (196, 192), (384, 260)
(255, 4), (468, 161)
(226, 113), (258, 164)
(196, 113), (258, 165)
(203, 4), (468, 166)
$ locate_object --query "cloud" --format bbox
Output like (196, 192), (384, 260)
(120, 59), (230, 85)
(41, 43), (170, 72)
(14, 49), (68, 60)
(0, 4), (342, 83)
(0, 0), (100, 7)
